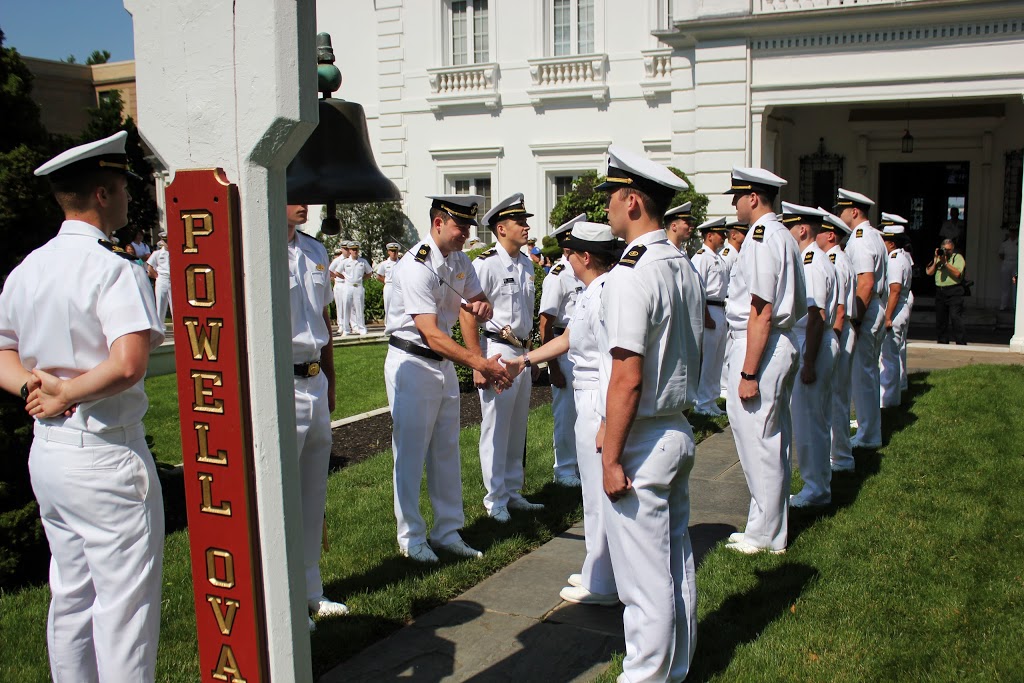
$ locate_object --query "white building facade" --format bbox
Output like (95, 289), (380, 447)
(319, 0), (1024, 315)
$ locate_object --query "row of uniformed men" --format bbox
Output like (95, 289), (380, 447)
(328, 239), (390, 335)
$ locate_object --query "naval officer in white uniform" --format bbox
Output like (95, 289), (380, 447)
(837, 188), (887, 449)
(538, 214), (586, 487)
(284, 204), (350, 630)
(723, 167), (806, 555)
(879, 212), (914, 394)
(595, 145), (703, 683)
(0, 131), (165, 682)
(691, 218), (730, 416)
(375, 241), (401, 318)
(817, 210), (858, 474)
(783, 203), (839, 509)
(385, 195), (510, 563)
(461, 193), (545, 522)
(329, 246), (348, 332)
(343, 242), (372, 335)
(880, 223), (913, 408)
(146, 238), (172, 323)
(664, 202), (697, 255)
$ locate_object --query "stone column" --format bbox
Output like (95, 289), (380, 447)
(1011, 164), (1024, 353)
(125, 0), (319, 678)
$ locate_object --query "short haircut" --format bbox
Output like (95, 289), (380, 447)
(621, 186), (671, 220)
(51, 168), (122, 213)
(751, 189), (776, 207)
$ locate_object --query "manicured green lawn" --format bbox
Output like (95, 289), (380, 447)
(0, 395), (726, 682)
(597, 365), (1024, 682)
(143, 341), (389, 466)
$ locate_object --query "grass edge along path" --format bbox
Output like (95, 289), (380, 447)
(0, 400), (728, 681)
(596, 364), (1024, 683)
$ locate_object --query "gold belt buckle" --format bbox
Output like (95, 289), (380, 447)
(307, 362), (321, 377)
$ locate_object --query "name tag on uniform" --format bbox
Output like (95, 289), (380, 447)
(503, 277), (515, 284)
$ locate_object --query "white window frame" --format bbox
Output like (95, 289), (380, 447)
(445, 173), (494, 243)
(442, 0), (495, 67)
(548, 0), (600, 57)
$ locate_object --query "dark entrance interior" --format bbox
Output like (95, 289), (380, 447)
(877, 161), (969, 296)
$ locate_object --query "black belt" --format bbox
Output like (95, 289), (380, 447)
(389, 336), (443, 361)
(553, 326), (567, 336)
(707, 300), (725, 307)
(294, 361), (321, 378)
(482, 329), (529, 348)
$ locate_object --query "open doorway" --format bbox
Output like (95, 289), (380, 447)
(877, 161), (969, 296)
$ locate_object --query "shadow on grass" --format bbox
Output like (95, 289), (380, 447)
(692, 523), (739, 568)
(688, 563), (818, 682)
(787, 374), (931, 547)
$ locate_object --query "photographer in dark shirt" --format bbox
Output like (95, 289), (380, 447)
(926, 238), (967, 345)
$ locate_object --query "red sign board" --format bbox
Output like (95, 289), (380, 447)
(167, 169), (268, 683)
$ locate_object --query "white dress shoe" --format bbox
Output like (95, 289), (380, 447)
(559, 585), (619, 606)
(726, 540), (785, 555)
(430, 538), (483, 559)
(789, 492), (829, 509)
(508, 498), (545, 512)
(401, 542), (440, 564)
(567, 573), (583, 588)
(849, 436), (881, 449)
(831, 463), (855, 473)
(308, 596), (349, 618)
(488, 506), (511, 523)
(553, 475), (582, 487)
(728, 532), (746, 544)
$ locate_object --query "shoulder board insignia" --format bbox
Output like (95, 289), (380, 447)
(890, 252), (898, 259)
(803, 251), (814, 265)
(414, 244), (431, 263)
(316, 263), (325, 271)
(829, 253), (837, 264)
(855, 228), (863, 238)
(696, 247), (705, 255)
(477, 247), (497, 260)
(752, 226), (765, 242)
(550, 263), (565, 276)
(618, 244), (647, 268)
(721, 248), (731, 256)
(98, 239), (139, 262)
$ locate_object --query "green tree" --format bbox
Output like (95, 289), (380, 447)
(327, 201), (410, 264)
(85, 49), (111, 65)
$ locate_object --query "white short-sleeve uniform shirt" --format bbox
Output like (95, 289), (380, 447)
(726, 214), (807, 332)
(376, 258), (398, 284)
(886, 248), (913, 305)
(386, 236), (483, 343)
(690, 245), (728, 302)
(539, 257), (583, 328)
(796, 242), (838, 333)
(0, 220), (164, 432)
(343, 256), (372, 284)
(598, 229), (704, 418)
(844, 221), (888, 298)
(288, 231), (333, 364)
(146, 249), (170, 280)
(473, 246), (535, 341)
(826, 246), (857, 317)
(566, 272), (608, 386)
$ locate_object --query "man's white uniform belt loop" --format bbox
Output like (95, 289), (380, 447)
(34, 422), (145, 447)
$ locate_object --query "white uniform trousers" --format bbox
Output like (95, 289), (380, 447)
(695, 305), (727, 411)
(573, 385), (615, 595)
(348, 282), (367, 334)
(880, 301), (910, 408)
(727, 330), (799, 551)
(851, 299), (885, 445)
(720, 334), (733, 399)
(830, 322), (856, 471)
(385, 348), (465, 548)
(900, 292), (914, 392)
(551, 354), (579, 480)
(29, 423), (163, 683)
(382, 282), (393, 320)
(154, 276), (172, 323)
(603, 414), (696, 683)
(333, 282), (348, 332)
(478, 339), (532, 512)
(791, 331), (838, 504)
(294, 371), (332, 601)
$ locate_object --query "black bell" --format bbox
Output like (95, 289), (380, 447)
(287, 33), (399, 235)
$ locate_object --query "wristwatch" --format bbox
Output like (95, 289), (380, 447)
(740, 371), (758, 381)
(20, 382), (29, 402)
(523, 353), (531, 367)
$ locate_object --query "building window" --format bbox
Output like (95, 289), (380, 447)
(450, 176), (492, 241)
(1004, 150), (1023, 230)
(553, 174), (579, 206)
(553, 0), (594, 56)
(450, 0), (489, 66)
